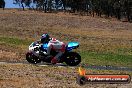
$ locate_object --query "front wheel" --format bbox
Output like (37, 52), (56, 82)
(26, 52), (41, 64)
(65, 52), (81, 66)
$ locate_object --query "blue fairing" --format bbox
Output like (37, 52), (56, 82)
(41, 42), (79, 52)
(67, 42), (79, 51)
(42, 43), (48, 50)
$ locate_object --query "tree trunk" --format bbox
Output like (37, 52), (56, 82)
(21, 2), (24, 11)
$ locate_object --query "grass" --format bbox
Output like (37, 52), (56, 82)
(0, 36), (32, 46)
(0, 9), (132, 68)
(80, 51), (132, 67)
(0, 36), (132, 67)
(0, 63), (131, 88)
(0, 9), (132, 88)
(116, 48), (132, 55)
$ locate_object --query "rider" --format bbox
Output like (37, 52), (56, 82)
(38, 33), (66, 64)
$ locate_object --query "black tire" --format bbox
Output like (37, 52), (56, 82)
(65, 52), (81, 66)
(26, 52), (41, 64)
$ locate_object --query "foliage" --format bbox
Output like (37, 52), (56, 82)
(14, 0), (32, 10)
(12, 0), (132, 22)
(0, 0), (5, 9)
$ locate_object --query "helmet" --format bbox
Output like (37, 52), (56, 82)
(41, 33), (50, 43)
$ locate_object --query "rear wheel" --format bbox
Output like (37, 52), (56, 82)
(26, 52), (41, 64)
(65, 52), (81, 66)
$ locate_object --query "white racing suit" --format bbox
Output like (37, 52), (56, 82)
(44, 38), (66, 63)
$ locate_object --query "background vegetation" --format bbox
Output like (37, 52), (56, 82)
(12, 0), (132, 22)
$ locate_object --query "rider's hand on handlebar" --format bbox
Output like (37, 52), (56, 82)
(34, 47), (39, 51)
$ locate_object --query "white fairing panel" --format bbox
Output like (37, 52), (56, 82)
(28, 42), (40, 56)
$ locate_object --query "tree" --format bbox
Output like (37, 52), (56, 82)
(33, 0), (48, 12)
(12, 0), (132, 22)
(124, 0), (132, 22)
(14, 0), (32, 10)
(0, 0), (5, 10)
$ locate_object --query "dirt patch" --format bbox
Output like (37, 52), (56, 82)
(0, 50), (23, 62)
(0, 63), (132, 88)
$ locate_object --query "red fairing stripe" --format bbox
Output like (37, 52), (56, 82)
(61, 43), (66, 52)
(52, 38), (56, 41)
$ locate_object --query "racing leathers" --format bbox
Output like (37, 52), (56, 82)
(41, 38), (66, 64)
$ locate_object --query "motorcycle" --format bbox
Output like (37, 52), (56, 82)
(26, 42), (81, 66)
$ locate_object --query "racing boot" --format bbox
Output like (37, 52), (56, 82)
(51, 57), (58, 64)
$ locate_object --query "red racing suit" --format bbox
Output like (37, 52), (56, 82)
(46, 38), (66, 62)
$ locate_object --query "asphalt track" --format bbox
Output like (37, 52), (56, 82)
(0, 61), (132, 72)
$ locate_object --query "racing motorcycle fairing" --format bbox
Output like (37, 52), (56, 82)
(66, 42), (79, 51)
(26, 41), (81, 66)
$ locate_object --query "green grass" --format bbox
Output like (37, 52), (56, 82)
(80, 51), (132, 67)
(0, 36), (32, 46)
(116, 48), (132, 55)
